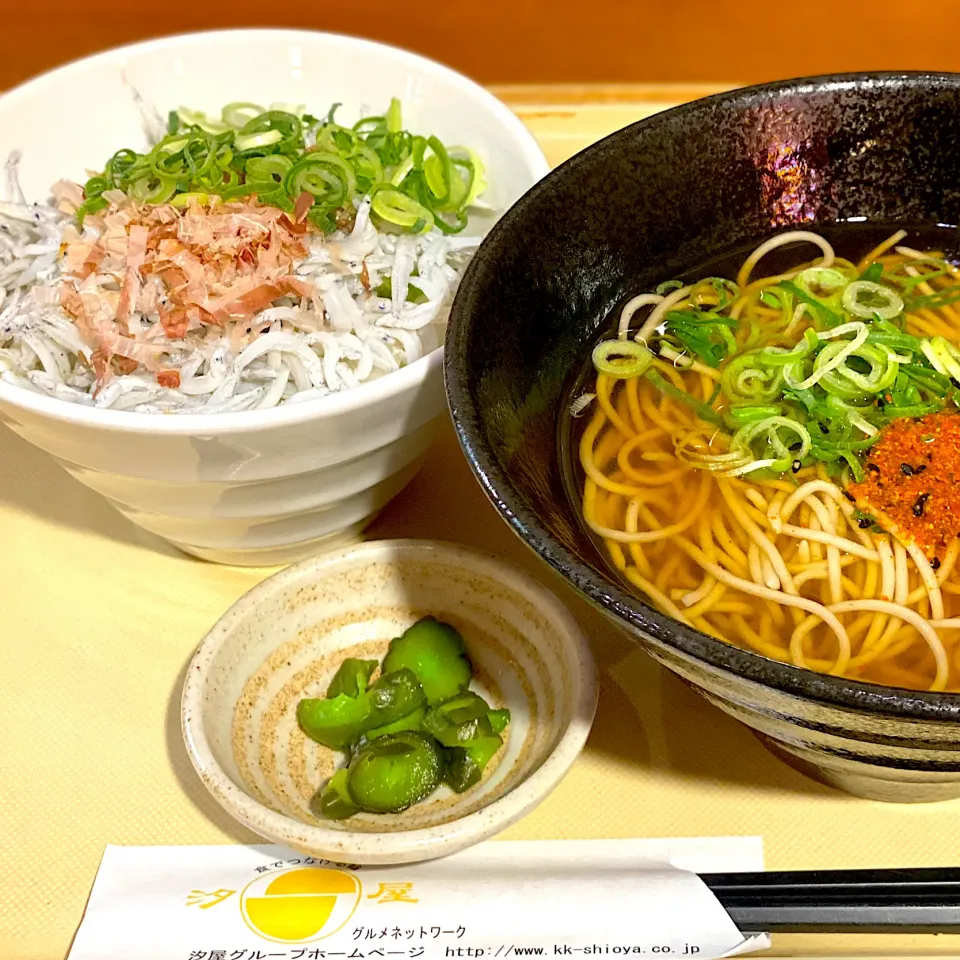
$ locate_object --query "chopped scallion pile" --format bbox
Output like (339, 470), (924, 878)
(592, 247), (960, 482)
(76, 99), (486, 236)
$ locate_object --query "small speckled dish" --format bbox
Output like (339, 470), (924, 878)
(181, 539), (597, 864)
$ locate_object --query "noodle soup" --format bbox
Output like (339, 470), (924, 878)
(565, 225), (960, 693)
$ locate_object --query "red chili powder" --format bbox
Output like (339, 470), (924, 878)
(849, 412), (960, 559)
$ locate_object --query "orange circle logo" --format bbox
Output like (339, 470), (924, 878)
(240, 868), (361, 943)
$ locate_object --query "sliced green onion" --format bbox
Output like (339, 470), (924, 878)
(238, 110), (302, 154)
(353, 114), (385, 136)
(731, 416), (812, 473)
(234, 129), (284, 152)
(880, 400), (944, 420)
(446, 159), (474, 213)
(796, 266), (850, 298)
(169, 192), (214, 208)
(779, 280), (844, 328)
(848, 412), (878, 436)
(82, 174), (109, 199)
(921, 336), (960, 383)
(842, 280), (904, 320)
(737, 416), (811, 457)
(592, 339), (654, 379)
(812, 433), (881, 454)
(76, 195), (108, 223)
(908, 285), (960, 310)
(128, 175), (176, 204)
(422, 137), (453, 206)
(245, 155), (293, 184)
(897, 362), (951, 394)
(176, 107), (230, 135)
(865, 328), (924, 352)
(74, 98), (488, 238)
(663, 310), (736, 368)
(645, 369), (724, 426)
(759, 289), (783, 308)
(285, 152), (356, 207)
(586, 244), (960, 482)
(222, 102), (266, 128)
(390, 155), (415, 187)
(249, 183), (294, 211)
(895, 267), (950, 293)
(104, 148), (141, 188)
(707, 277), (740, 307)
(182, 132), (219, 181)
(314, 121), (361, 156)
(726, 458), (780, 477)
(149, 135), (192, 178)
(784, 321), (868, 390)
(760, 329), (818, 366)
(817, 342), (901, 399)
(349, 144), (384, 186)
(841, 451), (866, 482)
(721, 350), (785, 402)
(454, 149), (487, 208)
(726, 404), (783, 425)
(386, 98), (403, 134)
(370, 186), (434, 234)
(429, 208), (469, 235)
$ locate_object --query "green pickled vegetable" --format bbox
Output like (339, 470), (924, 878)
(299, 616), (511, 819)
(299, 666), (426, 748)
(297, 692), (373, 750)
(367, 669), (427, 728)
(365, 706), (427, 740)
(383, 618), (472, 705)
(431, 714), (497, 748)
(443, 735), (503, 794)
(423, 692), (499, 747)
(347, 732), (443, 813)
(427, 691), (490, 723)
(486, 709), (511, 735)
(326, 658), (377, 699)
(313, 768), (359, 821)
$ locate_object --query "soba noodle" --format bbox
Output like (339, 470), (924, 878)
(578, 229), (960, 692)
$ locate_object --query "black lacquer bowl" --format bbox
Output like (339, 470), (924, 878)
(445, 73), (960, 802)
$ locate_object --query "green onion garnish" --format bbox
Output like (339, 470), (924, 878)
(592, 339), (654, 380)
(73, 98), (487, 237)
(589, 249), (960, 480)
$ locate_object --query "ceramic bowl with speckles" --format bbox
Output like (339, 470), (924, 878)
(181, 539), (597, 864)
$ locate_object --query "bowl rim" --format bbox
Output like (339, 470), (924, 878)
(446, 69), (960, 720)
(181, 537), (599, 862)
(0, 27), (550, 436)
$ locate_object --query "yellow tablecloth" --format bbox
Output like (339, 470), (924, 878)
(4, 86), (960, 960)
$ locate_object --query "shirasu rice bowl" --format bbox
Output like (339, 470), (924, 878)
(0, 98), (487, 415)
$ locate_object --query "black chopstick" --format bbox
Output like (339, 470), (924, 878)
(701, 867), (960, 933)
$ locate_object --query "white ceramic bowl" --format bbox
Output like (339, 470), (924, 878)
(0, 30), (549, 565)
(181, 539), (597, 864)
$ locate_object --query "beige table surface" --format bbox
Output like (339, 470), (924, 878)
(3, 85), (960, 960)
